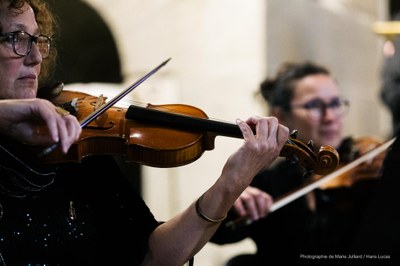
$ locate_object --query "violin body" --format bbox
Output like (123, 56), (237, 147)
(32, 90), (129, 163)
(33, 90), (208, 167)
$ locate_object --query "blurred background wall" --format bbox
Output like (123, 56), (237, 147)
(50, 0), (392, 265)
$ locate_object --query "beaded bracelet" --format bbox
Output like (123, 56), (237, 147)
(195, 194), (227, 223)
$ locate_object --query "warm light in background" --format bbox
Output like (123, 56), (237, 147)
(372, 21), (400, 38)
(383, 40), (396, 57)
(372, 21), (400, 57)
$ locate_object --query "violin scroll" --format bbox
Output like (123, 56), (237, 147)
(280, 133), (339, 176)
(315, 145), (340, 175)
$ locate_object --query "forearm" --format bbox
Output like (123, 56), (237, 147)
(141, 117), (288, 265)
(0, 100), (19, 135)
(142, 183), (241, 266)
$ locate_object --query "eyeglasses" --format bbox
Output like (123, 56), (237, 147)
(0, 30), (51, 59)
(291, 97), (350, 120)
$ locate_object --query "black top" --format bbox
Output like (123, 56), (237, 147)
(212, 137), (380, 265)
(0, 145), (159, 265)
(348, 134), (400, 265)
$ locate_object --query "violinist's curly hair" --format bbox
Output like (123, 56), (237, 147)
(260, 62), (330, 112)
(0, 0), (57, 83)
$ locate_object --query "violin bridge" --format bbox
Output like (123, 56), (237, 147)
(94, 94), (108, 126)
(94, 94), (106, 111)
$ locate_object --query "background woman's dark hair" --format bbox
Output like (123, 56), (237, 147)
(260, 61), (330, 112)
(1, 0), (57, 83)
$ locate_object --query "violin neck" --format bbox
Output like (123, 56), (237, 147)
(125, 105), (244, 139)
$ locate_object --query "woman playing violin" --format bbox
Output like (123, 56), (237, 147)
(211, 61), (384, 265)
(0, 0), (290, 265)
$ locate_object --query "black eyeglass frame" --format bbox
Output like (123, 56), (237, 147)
(0, 30), (51, 59)
(291, 97), (350, 119)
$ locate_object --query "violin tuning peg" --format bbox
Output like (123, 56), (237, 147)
(307, 140), (315, 151)
(290, 130), (298, 139)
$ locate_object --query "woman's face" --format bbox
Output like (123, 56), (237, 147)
(277, 74), (345, 150)
(0, 3), (42, 99)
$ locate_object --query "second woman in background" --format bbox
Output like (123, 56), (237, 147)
(211, 61), (384, 265)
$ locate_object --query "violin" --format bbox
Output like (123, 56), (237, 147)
(29, 89), (340, 175)
(314, 136), (386, 189)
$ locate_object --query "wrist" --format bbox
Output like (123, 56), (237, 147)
(195, 193), (227, 223)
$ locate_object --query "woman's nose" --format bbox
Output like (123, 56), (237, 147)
(25, 43), (43, 64)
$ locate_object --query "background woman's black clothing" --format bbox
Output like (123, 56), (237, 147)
(348, 134), (400, 265)
(212, 137), (379, 265)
